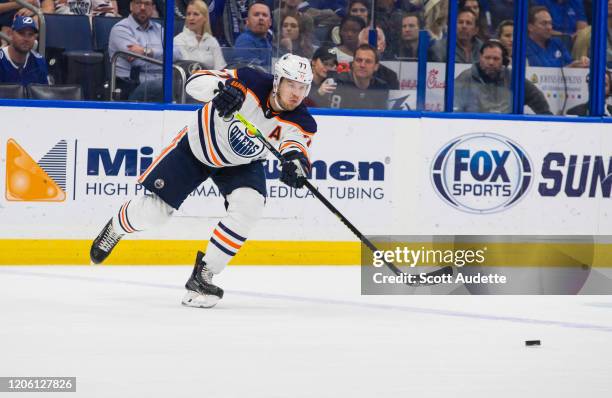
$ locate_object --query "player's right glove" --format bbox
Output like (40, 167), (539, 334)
(212, 78), (247, 118)
(280, 151), (311, 189)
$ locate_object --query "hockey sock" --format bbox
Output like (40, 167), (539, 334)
(205, 188), (265, 274)
(112, 193), (174, 234)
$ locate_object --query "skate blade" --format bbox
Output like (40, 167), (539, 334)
(181, 291), (220, 308)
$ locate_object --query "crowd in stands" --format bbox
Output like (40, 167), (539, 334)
(0, 0), (611, 115)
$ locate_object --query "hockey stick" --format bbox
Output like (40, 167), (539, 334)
(235, 112), (454, 286)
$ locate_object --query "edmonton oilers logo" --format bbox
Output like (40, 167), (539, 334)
(227, 120), (264, 158)
(431, 133), (532, 214)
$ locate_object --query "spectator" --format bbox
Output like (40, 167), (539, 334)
(567, 70), (612, 116)
(460, 0), (490, 40)
(42, 0), (119, 16)
(454, 40), (552, 114)
(346, 0), (370, 25)
(332, 15), (366, 68)
(357, 26), (399, 89)
(295, 0), (342, 28)
(488, 0), (513, 30)
(174, 0), (225, 70)
(305, 45), (338, 107)
(584, 0), (592, 24)
(531, 0), (587, 35)
(1, 0), (40, 46)
(330, 0), (370, 45)
(0, 16), (48, 86)
(233, 0), (272, 67)
(386, 12), (421, 60)
(399, 0), (423, 12)
(571, 0), (612, 68)
(1, 0), (36, 33)
(272, 0), (314, 39)
(424, 0), (447, 40)
(278, 13), (315, 58)
(375, 0), (407, 51)
(108, 0), (164, 101)
(117, 0), (166, 17)
(526, 6), (588, 68)
(331, 44), (390, 109)
(430, 8), (483, 63)
(496, 19), (513, 63)
(358, 26), (385, 55)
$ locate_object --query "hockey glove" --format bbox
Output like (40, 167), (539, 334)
(280, 151), (311, 189)
(212, 78), (247, 118)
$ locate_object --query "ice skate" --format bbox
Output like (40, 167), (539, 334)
(90, 219), (124, 264)
(182, 251), (224, 308)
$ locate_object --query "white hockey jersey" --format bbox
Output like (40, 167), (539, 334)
(184, 67), (317, 169)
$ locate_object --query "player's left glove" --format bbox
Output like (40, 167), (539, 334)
(212, 78), (247, 118)
(280, 151), (310, 189)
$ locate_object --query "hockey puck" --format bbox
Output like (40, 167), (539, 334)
(525, 340), (541, 346)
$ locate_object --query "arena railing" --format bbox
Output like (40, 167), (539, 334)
(110, 50), (187, 103)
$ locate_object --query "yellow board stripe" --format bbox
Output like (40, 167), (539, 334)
(0, 240), (611, 267)
(0, 240), (360, 265)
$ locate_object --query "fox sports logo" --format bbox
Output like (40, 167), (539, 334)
(228, 121), (264, 158)
(431, 133), (532, 214)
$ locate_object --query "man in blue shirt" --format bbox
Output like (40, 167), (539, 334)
(531, 0), (587, 35)
(0, 16), (48, 86)
(526, 6), (588, 68)
(233, 1), (272, 69)
(108, 0), (165, 101)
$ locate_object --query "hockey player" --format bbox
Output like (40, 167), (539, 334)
(89, 53), (316, 308)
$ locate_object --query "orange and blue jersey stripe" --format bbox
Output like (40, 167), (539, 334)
(138, 126), (188, 184)
(280, 140), (310, 163)
(197, 104), (230, 167)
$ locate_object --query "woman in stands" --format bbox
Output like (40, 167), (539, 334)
(332, 15), (366, 68)
(423, 0), (447, 41)
(174, 0), (226, 70)
(278, 13), (314, 59)
(329, 0), (370, 45)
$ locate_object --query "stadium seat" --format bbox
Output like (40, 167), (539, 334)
(0, 83), (26, 99)
(27, 84), (83, 101)
(43, 14), (94, 86)
(92, 16), (124, 99)
(174, 18), (185, 36)
(44, 14), (92, 52)
(173, 60), (204, 103)
(63, 51), (106, 100)
(92, 16), (123, 52)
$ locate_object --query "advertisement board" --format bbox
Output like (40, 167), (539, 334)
(0, 106), (610, 264)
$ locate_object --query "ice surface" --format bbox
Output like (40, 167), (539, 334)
(0, 266), (611, 397)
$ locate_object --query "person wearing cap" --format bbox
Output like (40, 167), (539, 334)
(0, 16), (49, 86)
(0, 0), (39, 44)
(304, 46), (338, 107)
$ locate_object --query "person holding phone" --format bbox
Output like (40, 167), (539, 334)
(304, 46), (338, 108)
(41, 0), (119, 16)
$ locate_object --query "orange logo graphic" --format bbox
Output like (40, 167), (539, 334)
(5, 138), (67, 202)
